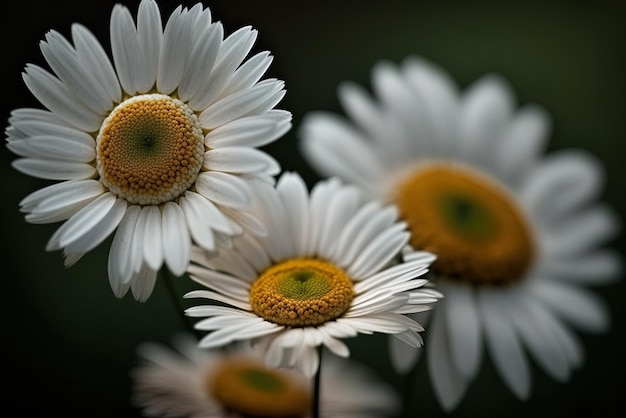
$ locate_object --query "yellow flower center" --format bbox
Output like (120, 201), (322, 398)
(96, 94), (204, 205)
(393, 163), (534, 285)
(208, 357), (311, 417)
(250, 258), (354, 327)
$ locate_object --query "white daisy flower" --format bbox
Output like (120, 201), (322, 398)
(130, 334), (400, 418)
(5, 0), (291, 301)
(184, 171), (441, 377)
(298, 55), (622, 410)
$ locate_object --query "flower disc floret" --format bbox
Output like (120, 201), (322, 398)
(208, 357), (311, 417)
(395, 163), (534, 285)
(96, 94), (204, 205)
(250, 258), (354, 326)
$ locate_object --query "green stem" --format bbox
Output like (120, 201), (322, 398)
(312, 346), (322, 418)
(402, 363), (419, 417)
(161, 268), (197, 337)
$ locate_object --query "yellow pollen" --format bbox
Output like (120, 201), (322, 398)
(96, 94), (204, 205)
(208, 357), (311, 417)
(394, 163), (534, 285)
(250, 258), (354, 327)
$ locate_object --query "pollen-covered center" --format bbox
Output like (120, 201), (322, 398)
(250, 258), (354, 327)
(208, 357), (310, 417)
(394, 163), (534, 285)
(96, 94), (204, 205)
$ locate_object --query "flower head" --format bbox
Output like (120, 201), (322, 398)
(184, 172), (440, 377)
(130, 334), (400, 417)
(5, 0), (290, 301)
(298, 55), (622, 410)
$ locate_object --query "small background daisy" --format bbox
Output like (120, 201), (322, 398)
(2, 0), (624, 417)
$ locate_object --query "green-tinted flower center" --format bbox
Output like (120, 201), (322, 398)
(394, 163), (534, 285)
(208, 357), (310, 417)
(250, 258), (354, 326)
(96, 94), (204, 205)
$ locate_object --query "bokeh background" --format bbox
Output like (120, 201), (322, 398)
(1, 0), (624, 416)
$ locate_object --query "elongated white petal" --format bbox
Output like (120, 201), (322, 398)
(205, 111), (292, 149)
(108, 205), (142, 285)
(157, 6), (192, 94)
(427, 306), (469, 411)
(46, 192), (117, 250)
(7, 135), (95, 162)
(71, 23), (122, 104)
(195, 171), (250, 209)
(22, 64), (102, 131)
(478, 288), (530, 400)
(64, 197), (127, 254)
(40, 30), (112, 114)
(204, 147), (279, 175)
(141, 205), (164, 271)
(12, 158), (96, 180)
(530, 280), (609, 333)
(442, 282), (482, 380)
(130, 263), (158, 302)
(199, 80), (284, 129)
(161, 202), (190, 276)
(110, 3), (146, 95)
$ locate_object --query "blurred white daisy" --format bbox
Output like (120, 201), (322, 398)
(4, 0), (290, 301)
(184, 171), (441, 377)
(298, 55), (622, 410)
(131, 334), (400, 418)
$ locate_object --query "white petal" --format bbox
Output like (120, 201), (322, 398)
(347, 223), (409, 279)
(12, 158), (95, 180)
(521, 149), (605, 221)
(130, 263), (158, 302)
(46, 192), (117, 250)
(205, 111), (292, 149)
(459, 74), (514, 170)
(508, 297), (570, 381)
(141, 205), (164, 271)
(179, 192), (216, 251)
(8, 117), (95, 148)
(389, 334), (421, 373)
(71, 24), (122, 104)
(204, 147), (279, 175)
(541, 205), (619, 258)
(188, 26), (257, 109)
(39, 30), (112, 114)
(108, 205), (142, 285)
(64, 197), (127, 253)
(21, 179), (103, 216)
(539, 250), (623, 285)
(157, 6), (192, 95)
(529, 280), (609, 333)
(401, 55), (461, 156)
(298, 112), (384, 191)
(22, 64), (102, 132)
(276, 172), (310, 256)
(135, 0), (163, 92)
(495, 104), (550, 185)
(199, 80), (284, 129)
(442, 282), (483, 379)
(221, 51), (274, 97)
(477, 288), (530, 400)
(427, 306), (469, 411)
(161, 202), (190, 276)
(317, 185), (361, 260)
(7, 135), (95, 162)
(178, 22), (221, 102)
(195, 171), (250, 209)
(342, 205), (398, 268)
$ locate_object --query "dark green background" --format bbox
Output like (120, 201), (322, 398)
(1, 1), (624, 416)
